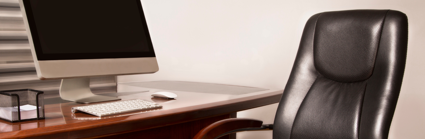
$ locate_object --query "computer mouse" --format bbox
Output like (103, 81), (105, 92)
(151, 91), (177, 99)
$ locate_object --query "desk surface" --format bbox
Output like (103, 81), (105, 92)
(0, 81), (283, 138)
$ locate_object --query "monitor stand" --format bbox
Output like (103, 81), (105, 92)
(59, 78), (121, 104)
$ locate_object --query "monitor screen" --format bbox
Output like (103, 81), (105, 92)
(23, 0), (155, 60)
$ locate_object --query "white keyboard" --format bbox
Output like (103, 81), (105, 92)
(71, 99), (162, 117)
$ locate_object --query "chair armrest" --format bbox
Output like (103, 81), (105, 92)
(193, 118), (272, 139)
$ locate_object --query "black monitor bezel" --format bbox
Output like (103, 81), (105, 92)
(23, 0), (156, 60)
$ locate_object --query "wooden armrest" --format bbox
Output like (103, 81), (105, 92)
(193, 118), (271, 139)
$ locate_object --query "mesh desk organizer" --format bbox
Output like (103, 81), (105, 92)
(0, 89), (44, 122)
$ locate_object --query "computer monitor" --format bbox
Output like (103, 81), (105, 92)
(19, 0), (159, 103)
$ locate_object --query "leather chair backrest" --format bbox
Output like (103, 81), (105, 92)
(274, 10), (408, 139)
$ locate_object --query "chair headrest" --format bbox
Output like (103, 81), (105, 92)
(314, 10), (388, 82)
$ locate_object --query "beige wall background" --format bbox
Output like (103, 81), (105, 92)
(118, 0), (425, 138)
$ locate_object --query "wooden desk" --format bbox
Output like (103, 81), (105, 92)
(0, 81), (283, 138)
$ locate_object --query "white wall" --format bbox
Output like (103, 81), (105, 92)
(119, 0), (425, 138)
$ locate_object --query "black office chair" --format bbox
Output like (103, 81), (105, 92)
(194, 10), (408, 139)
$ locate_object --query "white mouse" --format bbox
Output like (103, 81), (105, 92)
(151, 91), (177, 99)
